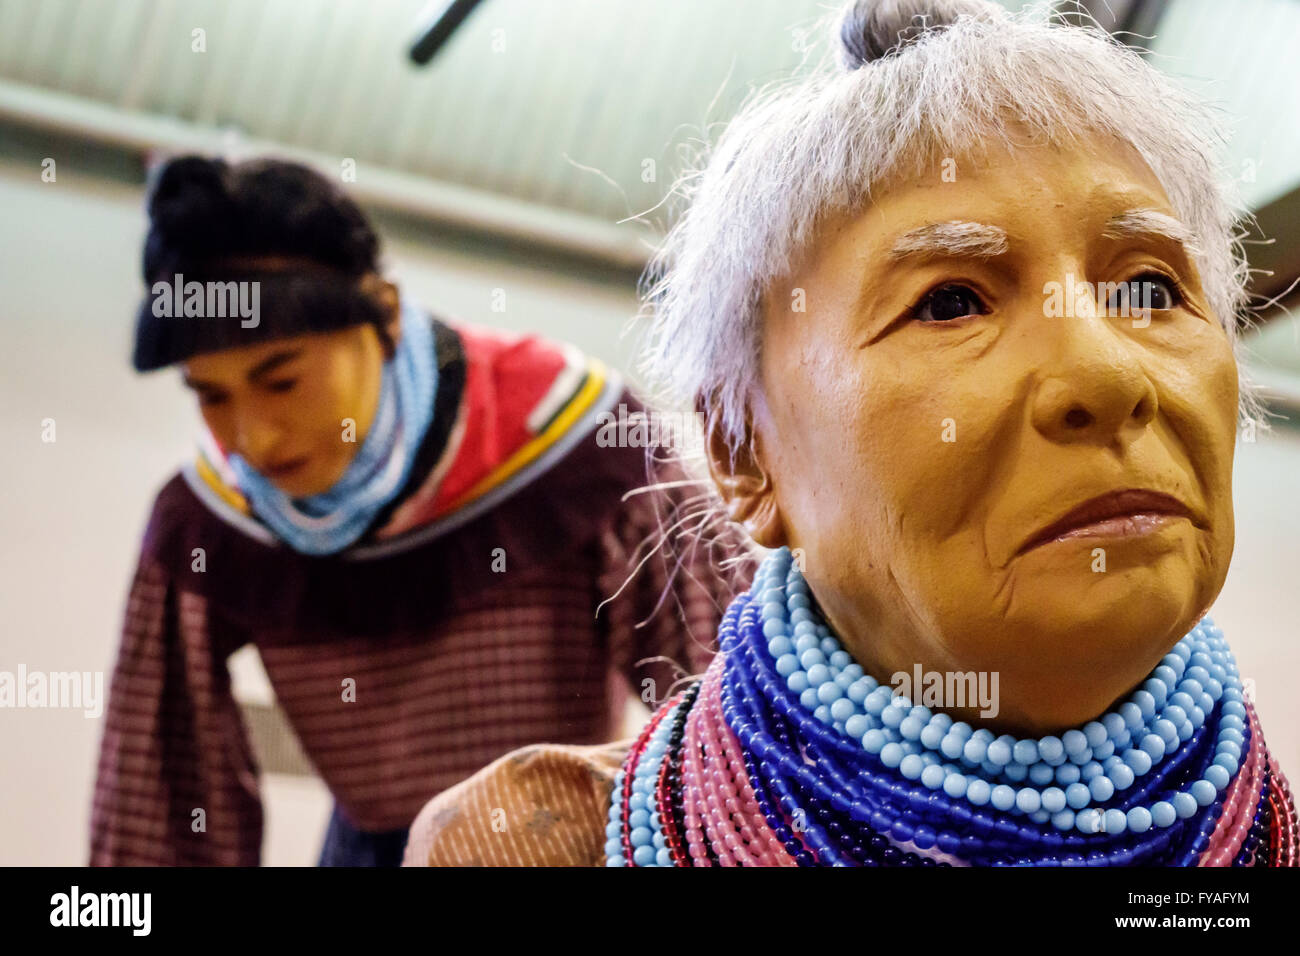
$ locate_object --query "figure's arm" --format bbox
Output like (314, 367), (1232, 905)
(89, 557), (262, 866)
(403, 741), (626, 867)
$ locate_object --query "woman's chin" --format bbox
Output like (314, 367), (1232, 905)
(270, 469), (338, 499)
(966, 577), (1211, 732)
(1012, 554), (1208, 643)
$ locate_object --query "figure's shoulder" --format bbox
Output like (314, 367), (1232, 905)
(441, 316), (585, 396)
(135, 470), (208, 562)
(403, 740), (630, 867)
(144, 469), (198, 521)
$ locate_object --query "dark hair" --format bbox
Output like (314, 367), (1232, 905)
(133, 155), (396, 371)
(837, 0), (999, 68)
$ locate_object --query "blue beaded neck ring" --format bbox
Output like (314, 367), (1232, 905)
(606, 545), (1260, 866)
(716, 546), (1247, 865)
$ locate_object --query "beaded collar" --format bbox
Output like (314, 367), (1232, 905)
(607, 547), (1298, 866)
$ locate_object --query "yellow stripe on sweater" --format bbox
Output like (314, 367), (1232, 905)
(445, 357), (609, 514)
(196, 452), (250, 514)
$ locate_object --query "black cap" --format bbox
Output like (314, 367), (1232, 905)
(132, 155), (387, 371)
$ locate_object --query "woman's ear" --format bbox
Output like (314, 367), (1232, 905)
(381, 281), (402, 347)
(362, 274), (402, 349)
(702, 397), (788, 550)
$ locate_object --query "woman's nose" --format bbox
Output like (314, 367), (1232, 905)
(234, 412), (284, 464)
(1029, 313), (1158, 447)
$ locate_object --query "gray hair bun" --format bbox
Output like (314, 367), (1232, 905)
(837, 0), (1006, 68)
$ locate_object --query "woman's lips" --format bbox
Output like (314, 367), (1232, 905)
(262, 456), (310, 479)
(1018, 489), (1194, 555)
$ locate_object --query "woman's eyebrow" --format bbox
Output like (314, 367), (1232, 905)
(247, 349), (304, 382)
(887, 220), (1010, 262)
(1101, 209), (1202, 257)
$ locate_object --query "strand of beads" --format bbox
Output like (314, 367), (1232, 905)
(605, 695), (683, 867)
(741, 595), (1157, 864)
(760, 544), (1244, 827)
(726, 641), (844, 863)
(725, 597), (950, 866)
(741, 582), (1196, 863)
(1200, 701), (1265, 865)
(1265, 756), (1298, 867)
(694, 661), (792, 865)
(1235, 766), (1272, 866)
(722, 591), (860, 866)
(606, 706), (657, 866)
(759, 548), (1245, 842)
(662, 697), (703, 865)
(716, 589), (825, 865)
(1253, 771), (1279, 866)
(682, 661), (754, 866)
(655, 680), (701, 867)
(608, 545), (1292, 867)
(722, 548), (1261, 865)
(725, 631), (940, 866)
(671, 694), (721, 867)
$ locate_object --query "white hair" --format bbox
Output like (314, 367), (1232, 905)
(639, 0), (1265, 455)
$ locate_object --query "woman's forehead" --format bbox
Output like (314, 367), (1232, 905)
(816, 142), (1181, 264)
(180, 330), (335, 381)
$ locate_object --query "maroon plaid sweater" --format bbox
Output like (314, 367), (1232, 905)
(90, 375), (745, 865)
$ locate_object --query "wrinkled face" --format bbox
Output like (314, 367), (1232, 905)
(182, 323), (386, 498)
(743, 133), (1238, 733)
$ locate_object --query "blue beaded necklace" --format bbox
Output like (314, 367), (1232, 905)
(610, 546), (1255, 866)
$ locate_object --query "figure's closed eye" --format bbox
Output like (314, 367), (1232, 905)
(195, 388), (228, 408)
(910, 283), (989, 323)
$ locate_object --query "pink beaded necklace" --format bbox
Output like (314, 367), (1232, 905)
(680, 660), (794, 866)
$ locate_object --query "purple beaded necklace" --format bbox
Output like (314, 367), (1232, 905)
(611, 548), (1294, 866)
(713, 548), (1254, 866)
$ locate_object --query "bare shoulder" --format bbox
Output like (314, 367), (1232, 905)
(403, 740), (630, 867)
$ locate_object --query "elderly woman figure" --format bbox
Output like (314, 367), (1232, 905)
(404, 0), (1297, 866)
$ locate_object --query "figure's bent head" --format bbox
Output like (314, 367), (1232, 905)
(134, 155), (402, 496)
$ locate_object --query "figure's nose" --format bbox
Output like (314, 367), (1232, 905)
(1029, 310), (1158, 448)
(234, 410), (284, 465)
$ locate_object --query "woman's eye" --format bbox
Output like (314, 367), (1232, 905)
(197, 392), (227, 408)
(266, 379), (298, 394)
(1107, 273), (1180, 314)
(912, 284), (987, 323)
